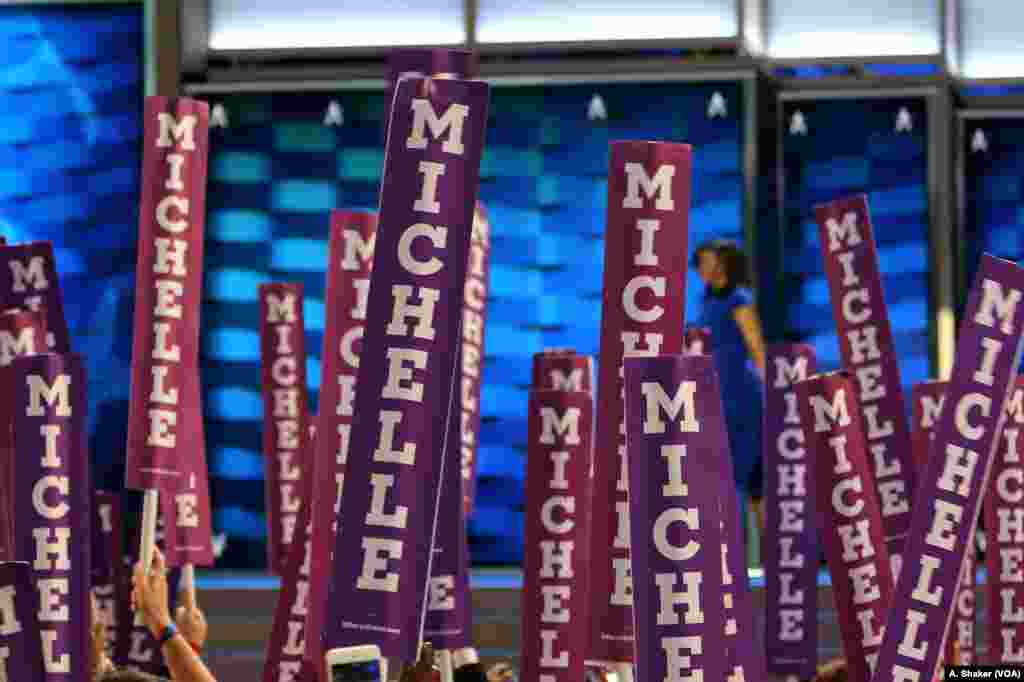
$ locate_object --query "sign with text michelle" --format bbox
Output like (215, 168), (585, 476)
(260, 282), (312, 575)
(984, 377), (1024, 664)
(423, 387), (473, 650)
(0, 243), (69, 353)
(764, 343), (819, 680)
(12, 353), (92, 682)
(520, 389), (593, 682)
(622, 355), (727, 682)
(532, 350), (595, 394)
(796, 370), (893, 682)
(91, 491), (123, 655)
(871, 255), (1024, 682)
(125, 97), (209, 492)
(264, 498), (316, 682)
(384, 49), (477, 142)
(913, 380), (975, 665)
(0, 307), (49, 562)
(459, 202), (491, 517)
(304, 210), (378, 676)
(161, 413), (215, 568)
(815, 195), (915, 584)
(588, 140), (692, 663)
(0, 561), (45, 682)
(322, 77), (490, 662)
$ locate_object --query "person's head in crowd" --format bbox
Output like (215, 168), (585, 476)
(692, 239), (751, 293)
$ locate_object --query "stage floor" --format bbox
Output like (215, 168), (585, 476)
(196, 568), (994, 679)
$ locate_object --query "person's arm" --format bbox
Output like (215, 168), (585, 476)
(733, 304), (767, 375)
(133, 548), (218, 682)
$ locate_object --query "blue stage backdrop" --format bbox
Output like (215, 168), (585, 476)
(200, 80), (746, 566)
(778, 96), (932, 406)
(961, 115), (1024, 317)
(0, 4), (143, 486)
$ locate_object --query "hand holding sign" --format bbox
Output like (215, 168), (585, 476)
(175, 583), (208, 651)
(132, 548), (174, 638)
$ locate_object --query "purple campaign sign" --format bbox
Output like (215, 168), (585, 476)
(763, 344), (819, 680)
(912, 381), (976, 665)
(872, 255), (1024, 682)
(532, 350), (595, 394)
(91, 491), (122, 656)
(520, 390), (594, 682)
(0, 561), (45, 682)
(11, 354), (91, 682)
(322, 77), (490, 662)
(815, 195), (915, 583)
(623, 355), (728, 682)
(984, 377), (1024, 664)
(0, 242), (71, 353)
(796, 371), (893, 682)
(384, 49), (477, 141)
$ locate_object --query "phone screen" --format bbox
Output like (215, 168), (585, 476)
(331, 660), (382, 682)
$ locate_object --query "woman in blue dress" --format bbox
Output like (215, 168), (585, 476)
(692, 239), (767, 531)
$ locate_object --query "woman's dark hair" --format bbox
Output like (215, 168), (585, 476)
(691, 239), (751, 290)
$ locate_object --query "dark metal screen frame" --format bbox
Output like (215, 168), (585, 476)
(773, 83), (955, 380)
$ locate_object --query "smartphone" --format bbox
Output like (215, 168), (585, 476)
(325, 645), (387, 682)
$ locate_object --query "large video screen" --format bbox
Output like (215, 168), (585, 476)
(200, 79), (746, 566)
(961, 114), (1024, 311)
(777, 95), (933, 405)
(0, 4), (144, 486)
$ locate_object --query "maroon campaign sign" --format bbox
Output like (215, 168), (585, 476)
(763, 344), (819, 680)
(0, 243), (70, 353)
(161, 415), (215, 568)
(91, 491), (122, 654)
(11, 353), (91, 682)
(796, 371), (893, 682)
(532, 350), (595, 394)
(126, 97), (209, 492)
(984, 377), (1024, 664)
(588, 140), (692, 663)
(815, 195), (915, 583)
(260, 283), (312, 575)
(682, 326), (711, 356)
(912, 381), (975, 665)
(622, 355), (728, 682)
(0, 561), (46, 682)
(459, 202), (491, 517)
(871, 255), (1024, 682)
(264, 498), (316, 682)
(304, 211), (377, 677)
(322, 77), (490, 662)
(521, 390), (593, 682)
(0, 308), (48, 562)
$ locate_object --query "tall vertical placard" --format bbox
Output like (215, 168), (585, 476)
(763, 344), (818, 680)
(322, 77), (489, 662)
(11, 354), (92, 682)
(815, 195), (915, 583)
(588, 141), (692, 665)
(871, 255), (1024, 681)
(304, 211), (377, 676)
(984, 377), (1024, 664)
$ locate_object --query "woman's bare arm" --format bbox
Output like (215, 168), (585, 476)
(733, 304), (767, 375)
